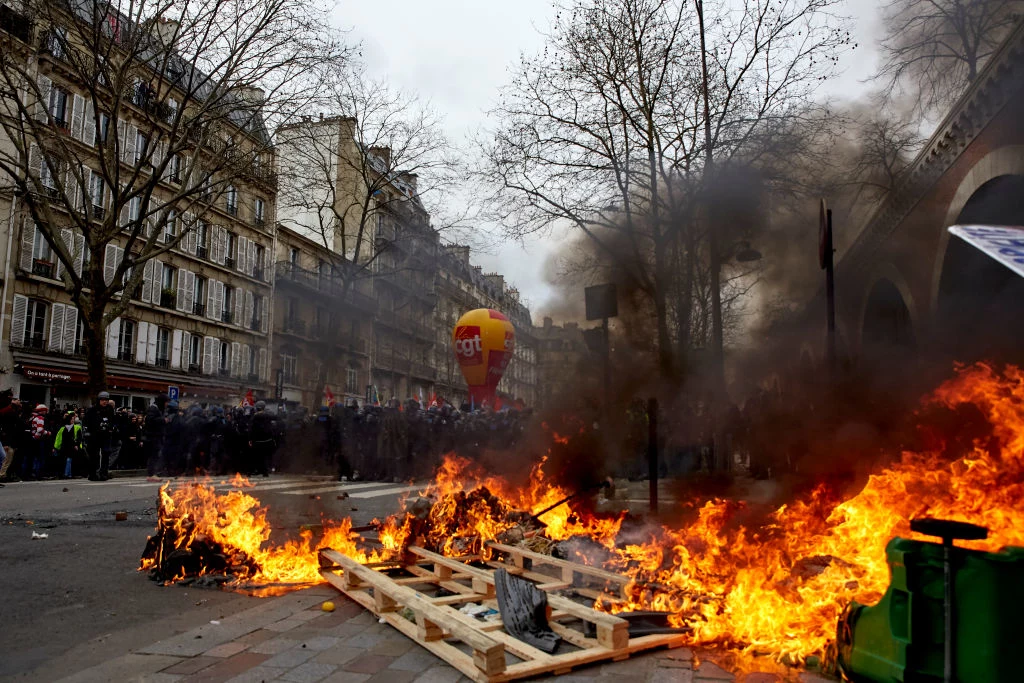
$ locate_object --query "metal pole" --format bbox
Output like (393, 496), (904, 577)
(943, 539), (954, 683)
(602, 316), (611, 414)
(647, 397), (658, 514)
(825, 209), (836, 374)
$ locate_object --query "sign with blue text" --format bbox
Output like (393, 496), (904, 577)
(949, 224), (1024, 279)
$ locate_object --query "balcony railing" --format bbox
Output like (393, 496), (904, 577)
(22, 333), (46, 350)
(222, 310), (233, 324)
(197, 245), (208, 259)
(193, 302), (205, 316)
(274, 262), (377, 311)
(155, 357), (170, 368)
(283, 318), (305, 335)
(249, 318), (261, 332)
(32, 259), (55, 278)
(188, 363), (202, 374)
(160, 291), (176, 308)
(117, 348), (133, 362)
(224, 256), (235, 269)
(411, 362), (436, 380)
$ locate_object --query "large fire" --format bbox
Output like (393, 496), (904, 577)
(140, 362), (1024, 667)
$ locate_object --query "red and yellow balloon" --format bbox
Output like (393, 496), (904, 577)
(452, 308), (515, 407)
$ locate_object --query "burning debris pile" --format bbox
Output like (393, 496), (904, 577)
(141, 363), (1024, 667)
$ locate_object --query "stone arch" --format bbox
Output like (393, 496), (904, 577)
(933, 171), (1024, 363)
(931, 145), (1024, 312)
(858, 264), (918, 353)
(861, 276), (916, 356)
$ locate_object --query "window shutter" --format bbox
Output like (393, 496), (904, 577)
(103, 244), (118, 285)
(48, 304), (66, 352)
(171, 329), (182, 369)
(10, 294), (28, 346)
(203, 336), (214, 374)
(261, 297), (268, 333)
(236, 237), (246, 272)
(83, 99), (95, 146)
(20, 219), (34, 272)
(234, 287), (242, 327)
(36, 75), (51, 121)
(207, 278), (217, 320)
(71, 94), (84, 140)
(62, 306), (78, 354)
(184, 270), (195, 312)
(244, 290), (254, 329)
(105, 317), (121, 358)
(56, 228), (72, 280)
(123, 122), (137, 163)
(79, 166), (91, 214)
(146, 323), (157, 364)
(176, 267), (187, 311)
(231, 341), (241, 377)
(73, 232), (85, 276)
(213, 226), (226, 264)
(136, 321), (148, 362)
(181, 331), (192, 368)
(141, 260), (154, 303)
(241, 344), (250, 376)
(214, 280), (224, 320)
(259, 348), (267, 383)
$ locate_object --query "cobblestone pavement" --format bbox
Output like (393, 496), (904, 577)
(56, 586), (835, 683)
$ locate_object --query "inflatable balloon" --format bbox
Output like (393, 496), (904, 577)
(452, 308), (515, 407)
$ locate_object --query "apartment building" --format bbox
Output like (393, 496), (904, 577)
(0, 1), (274, 409)
(272, 225), (375, 408)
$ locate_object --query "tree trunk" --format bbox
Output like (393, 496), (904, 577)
(652, 245), (674, 378)
(83, 308), (108, 396)
(675, 225), (696, 375)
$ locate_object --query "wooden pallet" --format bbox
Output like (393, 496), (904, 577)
(319, 546), (686, 682)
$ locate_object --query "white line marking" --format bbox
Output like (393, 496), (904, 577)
(349, 484), (425, 499)
(280, 482), (398, 496)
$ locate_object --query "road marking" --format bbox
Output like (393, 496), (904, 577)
(280, 482), (399, 496)
(348, 484), (426, 499)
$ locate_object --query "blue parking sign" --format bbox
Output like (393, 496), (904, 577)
(168, 386), (179, 401)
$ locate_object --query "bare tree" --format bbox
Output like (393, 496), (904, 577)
(479, 0), (848, 376)
(875, 0), (1021, 117)
(0, 0), (345, 391)
(276, 65), (459, 291)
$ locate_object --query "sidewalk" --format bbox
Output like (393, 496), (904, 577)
(57, 586), (832, 683)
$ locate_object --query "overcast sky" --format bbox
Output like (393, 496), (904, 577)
(334, 0), (883, 322)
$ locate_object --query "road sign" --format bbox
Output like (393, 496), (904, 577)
(949, 224), (1024, 279)
(585, 283), (618, 320)
(167, 385), (179, 401)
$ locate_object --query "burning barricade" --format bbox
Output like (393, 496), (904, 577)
(140, 363), (1024, 679)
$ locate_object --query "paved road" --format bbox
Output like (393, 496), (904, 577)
(0, 475), (423, 681)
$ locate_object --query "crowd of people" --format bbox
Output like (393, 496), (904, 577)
(0, 389), (534, 484)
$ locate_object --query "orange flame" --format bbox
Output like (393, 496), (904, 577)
(141, 363), (1024, 667)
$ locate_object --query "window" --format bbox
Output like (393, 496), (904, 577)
(40, 154), (58, 193)
(89, 173), (105, 218)
(314, 307), (325, 335)
(254, 244), (265, 280)
(194, 276), (206, 315)
(165, 98), (178, 123)
(49, 86), (69, 129)
(168, 153), (181, 183)
(188, 335), (201, 369)
(25, 299), (47, 349)
(45, 26), (67, 58)
(73, 316), (85, 355)
(160, 264), (176, 307)
(248, 346), (258, 378)
(31, 227), (54, 277)
(222, 285), (234, 323)
(225, 185), (237, 215)
(252, 295), (263, 331)
(253, 197), (265, 226)
(164, 210), (176, 243)
(289, 247), (298, 266)
(94, 112), (110, 147)
(219, 340), (229, 373)
(134, 130), (148, 165)
(156, 327), (170, 367)
(225, 231), (236, 267)
(346, 367), (358, 395)
(281, 354), (297, 384)
(196, 221), (208, 258)
(118, 319), (134, 361)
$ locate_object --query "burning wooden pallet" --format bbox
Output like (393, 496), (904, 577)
(318, 544), (686, 682)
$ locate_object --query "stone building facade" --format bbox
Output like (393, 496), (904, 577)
(0, 0), (274, 410)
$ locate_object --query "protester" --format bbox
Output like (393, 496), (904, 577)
(84, 391), (119, 481)
(26, 404), (50, 480)
(53, 411), (84, 478)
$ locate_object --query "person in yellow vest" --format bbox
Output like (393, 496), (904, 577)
(54, 411), (84, 479)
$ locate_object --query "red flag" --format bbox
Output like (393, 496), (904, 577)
(494, 396), (503, 411)
(324, 384), (335, 407)
(429, 393), (439, 408)
(242, 390), (255, 407)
